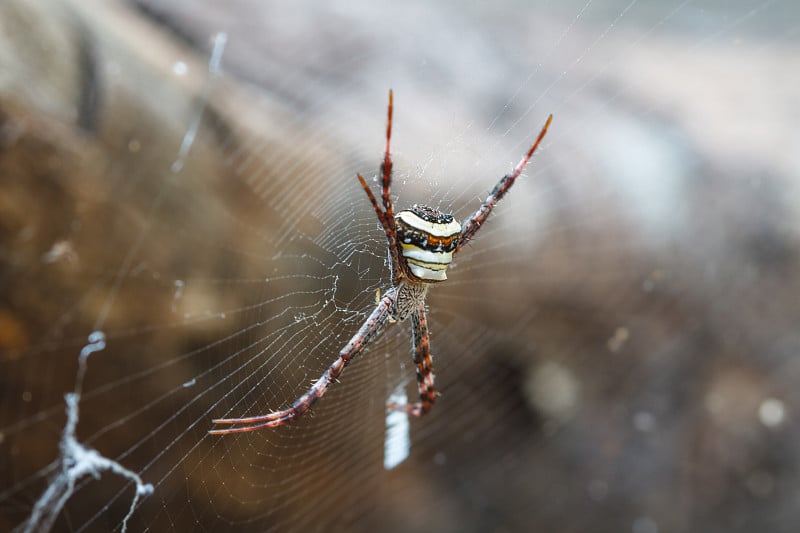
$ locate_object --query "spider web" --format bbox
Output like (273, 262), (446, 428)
(2, 0), (799, 531)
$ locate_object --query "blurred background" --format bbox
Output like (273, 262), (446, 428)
(1, 0), (799, 531)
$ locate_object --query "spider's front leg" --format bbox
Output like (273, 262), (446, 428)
(388, 301), (437, 416)
(357, 89), (404, 286)
(210, 288), (398, 434)
(455, 114), (552, 254)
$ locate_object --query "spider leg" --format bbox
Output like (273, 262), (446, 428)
(357, 90), (403, 284)
(357, 173), (389, 229)
(388, 301), (436, 416)
(380, 89), (395, 221)
(454, 114), (552, 255)
(210, 288), (398, 434)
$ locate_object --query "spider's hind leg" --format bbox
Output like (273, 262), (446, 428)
(388, 302), (436, 416)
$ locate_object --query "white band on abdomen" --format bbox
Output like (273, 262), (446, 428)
(400, 245), (454, 266)
(397, 211), (461, 238)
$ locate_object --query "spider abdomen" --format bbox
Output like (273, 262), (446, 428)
(395, 205), (461, 282)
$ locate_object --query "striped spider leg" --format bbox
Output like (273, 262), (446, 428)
(210, 92), (551, 434)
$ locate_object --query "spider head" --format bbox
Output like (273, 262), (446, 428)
(395, 204), (462, 282)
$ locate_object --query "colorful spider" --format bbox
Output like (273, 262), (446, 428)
(210, 92), (552, 434)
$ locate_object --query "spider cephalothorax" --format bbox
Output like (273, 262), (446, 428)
(210, 92), (551, 433)
(395, 205), (461, 282)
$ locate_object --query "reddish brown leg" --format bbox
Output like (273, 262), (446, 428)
(357, 90), (403, 284)
(455, 114), (552, 254)
(380, 90), (395, 222)
(388, 301), (436, 416)
(210, 289), (397, 434)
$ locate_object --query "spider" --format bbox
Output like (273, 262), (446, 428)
(210, 91), (552, 434)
